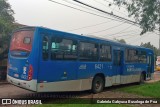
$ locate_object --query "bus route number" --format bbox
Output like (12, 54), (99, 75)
(95, 64), (103, 70)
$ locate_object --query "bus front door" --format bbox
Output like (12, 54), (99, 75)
(113, 50), (123, 84)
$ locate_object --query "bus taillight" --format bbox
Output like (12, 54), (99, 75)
(28, 65), (33, 81)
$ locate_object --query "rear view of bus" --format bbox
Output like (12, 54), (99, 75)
(7, 27), (38, 91)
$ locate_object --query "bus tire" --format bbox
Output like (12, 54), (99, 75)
(92, 76), (104, 94)
(139, 73), (145, 84)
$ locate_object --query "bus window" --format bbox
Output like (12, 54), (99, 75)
(79, 42), (98, 61)
(125, 49), (138, 63)
(138, 51), (147, 63)
(42, 36), (49, 60)
(100, 45), (111, 62)
(50, 37), (77, 60)
(10, 30), (34, 57)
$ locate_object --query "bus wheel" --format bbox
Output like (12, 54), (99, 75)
(139, 73), (145, 84)
(92, 76), (104, 94)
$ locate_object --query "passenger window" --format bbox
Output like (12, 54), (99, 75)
(79, 42), (98, 61)
(138, 51), (147, 63)
(125, 49), (146, 63)
(51, 37), (77, 60)
(125, 49), (137, 62)
(42, 36), (49, 60)
(100, 45), (111, 62)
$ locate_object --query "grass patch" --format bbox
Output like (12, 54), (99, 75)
(33, 99), (131, 107)
(34, 104), (130, 107)
(117, 81), (160, 97)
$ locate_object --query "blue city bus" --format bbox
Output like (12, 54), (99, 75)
(7, 26), (154, 93)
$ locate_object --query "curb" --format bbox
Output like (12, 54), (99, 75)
(145, 80), (160, 83)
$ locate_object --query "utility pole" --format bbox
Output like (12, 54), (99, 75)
(159, 17), (160, 50)
(159, 0), (160, 51)
(159, 24), (160, 51)
(158, 0), (160, 51)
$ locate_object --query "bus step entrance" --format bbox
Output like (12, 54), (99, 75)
(146, 73), (151, 81)
(146, 78), (151, 81)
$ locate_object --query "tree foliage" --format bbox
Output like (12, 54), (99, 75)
(0, 0), (14, 22)
(140, 42), (160, 59)
(113, 0), (160, 35)
(0, 0), (15, 33)
(0, 0), (15, 60)
(115, 38), (126, 44)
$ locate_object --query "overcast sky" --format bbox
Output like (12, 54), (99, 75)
(7, 0), (159, 48)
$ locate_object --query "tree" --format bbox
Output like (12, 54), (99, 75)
(114, 38), (126, 43)
(140, 42), (159, 61)
(0, 0), (15, 60)
(0, 0), (14, 22)
(113, 0), (160, 35)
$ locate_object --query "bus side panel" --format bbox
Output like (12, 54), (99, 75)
(77, 62), (114, 89)
(36, 30), (79, 92)
(121, 63), (147, 84)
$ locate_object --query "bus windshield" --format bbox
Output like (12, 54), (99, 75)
(10, 30), (34, 52)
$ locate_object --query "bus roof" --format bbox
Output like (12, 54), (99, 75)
(14, 26), (153, 52)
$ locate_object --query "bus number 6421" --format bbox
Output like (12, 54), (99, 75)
(95, 64), (103, 70)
